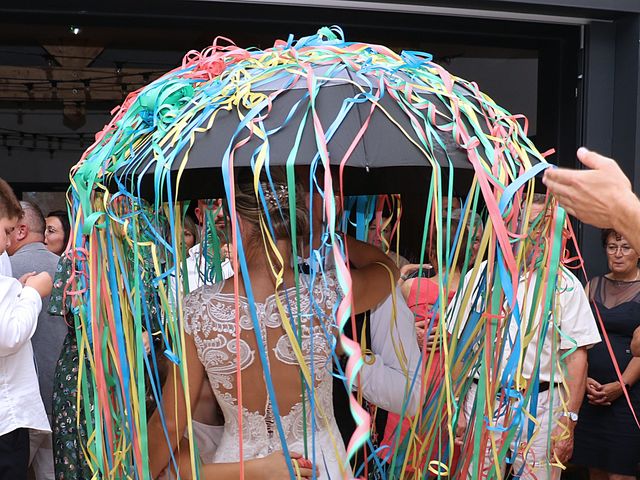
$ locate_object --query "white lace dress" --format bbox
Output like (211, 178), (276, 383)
(183, 270), (348, 479)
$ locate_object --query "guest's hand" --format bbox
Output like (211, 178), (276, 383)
(25, 272), (53, 298)
(399, 263), (432, 282)
(543, 147), (638, 230)
(18, 271), (36, 285)
(585, 377), (601, 396)
(587, 379), (622, 406)
(551, 417), (574, 464)
(415, 320), (439, 350)
(454, 409), (467, 447)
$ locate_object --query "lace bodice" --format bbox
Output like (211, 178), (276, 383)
(183, 270), (347, 475)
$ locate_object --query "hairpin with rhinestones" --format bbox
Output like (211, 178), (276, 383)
(262, 183), (288, 209)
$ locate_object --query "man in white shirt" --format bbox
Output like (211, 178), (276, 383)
(186, 199), (233, 290)
(0, 251), (11, 277)
(449, 196), (600, 480)
(0, 179), (53, 480)
(361, 289), (423, 417)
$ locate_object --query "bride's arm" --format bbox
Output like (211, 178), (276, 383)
(147, 332), (205, 478)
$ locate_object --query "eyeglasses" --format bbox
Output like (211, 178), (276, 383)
(606, 244), (634, 255)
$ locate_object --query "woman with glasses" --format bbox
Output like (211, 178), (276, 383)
(572, 229), (640, 480)
(44, 211), (70, 256)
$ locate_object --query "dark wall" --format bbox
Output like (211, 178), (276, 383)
(579, 16), (640, 278)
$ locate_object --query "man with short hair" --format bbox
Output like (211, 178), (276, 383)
(8, 201), (65, 480)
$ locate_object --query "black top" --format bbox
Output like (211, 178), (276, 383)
(572, 275), (640, 475)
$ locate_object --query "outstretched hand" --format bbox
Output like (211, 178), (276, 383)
(543, 148), (639, 230)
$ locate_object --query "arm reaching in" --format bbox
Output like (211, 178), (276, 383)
(0, 275), (43, 357)
(543, 148), (640, 252)
(25, 271), (53, 297)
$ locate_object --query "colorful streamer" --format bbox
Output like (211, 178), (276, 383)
(59, 26), (598, 480)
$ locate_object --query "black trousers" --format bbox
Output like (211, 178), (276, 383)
(0, 428), (29, 480)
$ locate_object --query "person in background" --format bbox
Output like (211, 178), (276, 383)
(187, 200), (232, 289)
(183, 215), (199, 252)
(157, 206), (232, 478)
(450, 195), (600, 479)
(572, 229), (640, 479)
(44, 211), (70, 256)
(450, 209), (483, 265)
(367, 215), (410, 268)
(0, 178), (53, 480)
(7, 201), (63, 480)
(443, 196), (462, 213)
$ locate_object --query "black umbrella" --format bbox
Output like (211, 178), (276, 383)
(98, 42), (541, 200)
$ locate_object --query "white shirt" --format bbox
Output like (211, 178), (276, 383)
(363, 287), (422, 415)
(186, 243), (233, 292)
(0, 252), (12, 277)
(0, 275), (50, 436)
(448, 263), (601, 383)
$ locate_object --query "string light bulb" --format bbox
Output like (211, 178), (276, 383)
(70, 26), (81, 35)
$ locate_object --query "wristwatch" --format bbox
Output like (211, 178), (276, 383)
(562, 411), (579, 422)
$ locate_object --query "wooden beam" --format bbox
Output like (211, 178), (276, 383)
(42, 45), (105, 68)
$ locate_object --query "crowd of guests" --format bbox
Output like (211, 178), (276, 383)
(1, 148), (640, 480)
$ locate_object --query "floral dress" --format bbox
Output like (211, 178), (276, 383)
(49, 255), (94, 480)
(50, 243), (164, 479)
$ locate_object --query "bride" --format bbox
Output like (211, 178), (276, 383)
(148, 170), (399, 479)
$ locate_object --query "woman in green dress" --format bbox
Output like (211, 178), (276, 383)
(49, 255), (93, 480)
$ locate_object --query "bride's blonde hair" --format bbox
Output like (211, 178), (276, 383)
(234, 168), (309, 245)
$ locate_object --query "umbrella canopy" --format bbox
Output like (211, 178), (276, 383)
(73, 27), (545, 200)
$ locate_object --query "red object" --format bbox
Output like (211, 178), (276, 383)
(380, 278), (457, 471)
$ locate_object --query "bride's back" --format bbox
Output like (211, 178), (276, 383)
(183, 173), (347, 470)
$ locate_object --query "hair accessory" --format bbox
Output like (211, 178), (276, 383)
(262, 183), (288, 209)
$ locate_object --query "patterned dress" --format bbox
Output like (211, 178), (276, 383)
(49, 256), (93, 480)
(50, 245), (164, 479)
